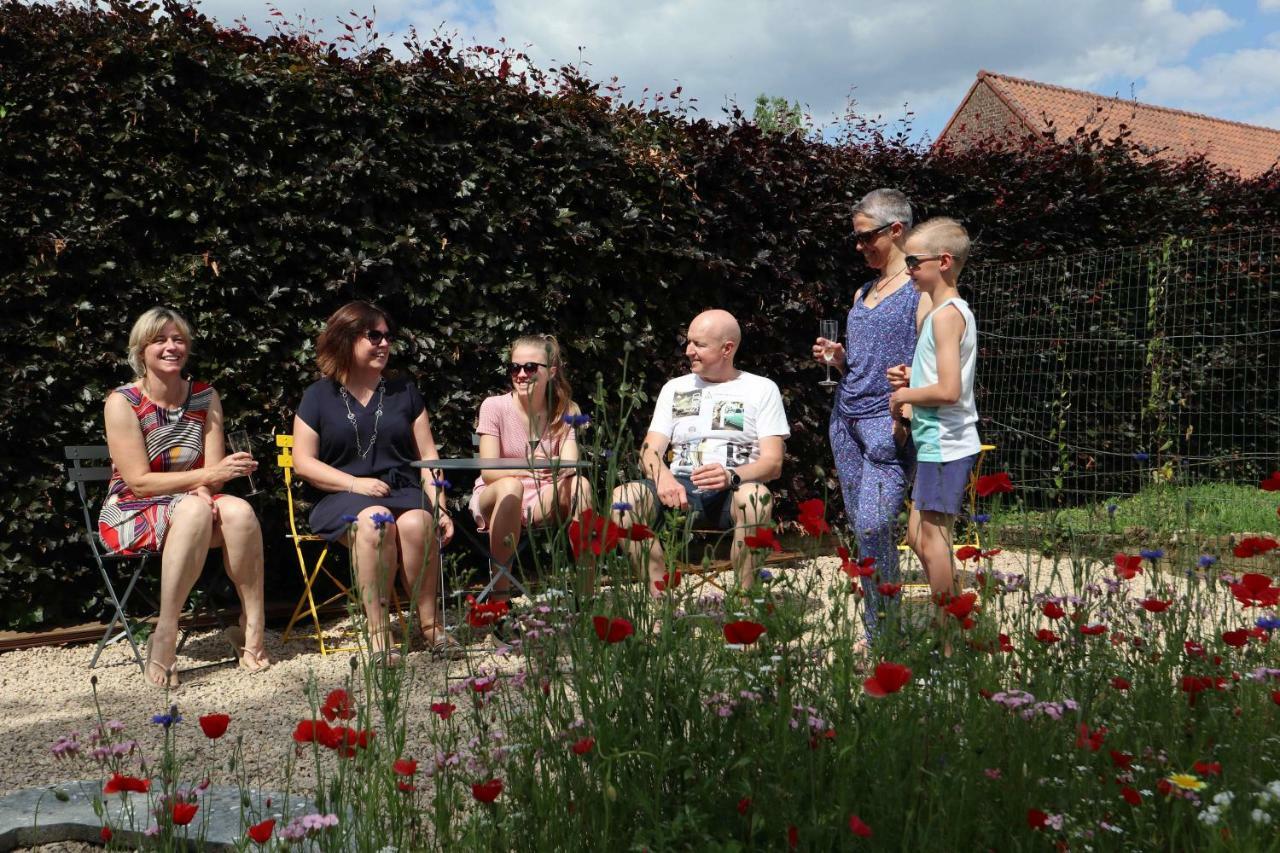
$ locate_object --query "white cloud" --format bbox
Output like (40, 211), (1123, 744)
(1261, 0), (1280, 13)
(191, 0), (1255, 136)
(1140, 47), (1280, 125)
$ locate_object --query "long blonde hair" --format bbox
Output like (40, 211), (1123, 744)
(511, 334), (576, 436)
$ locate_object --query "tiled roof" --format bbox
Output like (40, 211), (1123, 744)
(941, 70), (1280, 178)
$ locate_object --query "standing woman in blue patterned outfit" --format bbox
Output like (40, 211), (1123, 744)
(813, 189), (931, 644)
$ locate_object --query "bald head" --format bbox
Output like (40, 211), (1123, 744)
(685, 309), (742, 381)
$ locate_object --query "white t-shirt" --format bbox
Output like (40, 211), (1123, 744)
(647, 371), (790, 477)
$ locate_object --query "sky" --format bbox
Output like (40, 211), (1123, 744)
(195, 0), (1280, 143)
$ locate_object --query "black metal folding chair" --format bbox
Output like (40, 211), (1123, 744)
(65, 445), (234, 672)
(65, 445), (153, 671)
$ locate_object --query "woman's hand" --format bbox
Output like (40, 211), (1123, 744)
(886, 363), (911, 390)
(812, 337), (846, 366)
(350, 477), (391, 497)
(208, 451), (257, 487)
(436, 512), (454, 546)
(191, 486), (220, 521)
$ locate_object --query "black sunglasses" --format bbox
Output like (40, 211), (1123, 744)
(853, 222), (893, 244)
(364, 330), (395, 346)
(507, 361), (548, 377)
(904, 254), (946, 270)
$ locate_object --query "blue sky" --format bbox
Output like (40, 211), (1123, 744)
(199, 0), (1280, 143)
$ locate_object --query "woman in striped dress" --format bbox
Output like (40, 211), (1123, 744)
(100, 307), (269, 688)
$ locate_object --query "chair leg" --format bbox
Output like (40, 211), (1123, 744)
(90, 553), (147, 672)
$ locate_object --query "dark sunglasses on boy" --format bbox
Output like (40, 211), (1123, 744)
(508, 361), (547, 377)
(904, 254), (946, 270)
(364, 330), (395, 346)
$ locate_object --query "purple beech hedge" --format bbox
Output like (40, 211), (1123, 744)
(1, 0), (1277, 627)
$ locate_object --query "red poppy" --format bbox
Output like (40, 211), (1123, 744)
(171, 802), (198, 826)
(863, 661), (913, 697)
(471, 678), (496, 695)
(1156, 778), (1173, 796)
(467, 598), (509, 629)
(723, 620), (767, 645)
(1075, 723), (1106, 751)
(1121, 786), (1142, 806)
(998, 633), (1014, 653)
(797, 499), (830, 537)
(1194, 761), (1222, 776)
(654, 571), (682, 592)
(1139, 598), (1171, 613)
(849, 814), (873, 838)
(877, 582), (902, 597)
(942, 592), (979, 620)
(1112, 554), (1143, 580)
(1079, 624), (1107, 636)
(472, 778), (503, 803)
(1110, 750), (1133, 769)
(1026, 808), (1048, 829)
(571, 736), (595, 756)
(1230, 574), (1280, 608)
(103, 773), (149, 795)
(247, 818), (275, 845)
(1234, 536), (1279, 558)
(317, 689), (352, 722)
(1111, 676), (1131, 690)
(980, 548), (1003, 559)
(1042, 602), (1065, 620)
(1261, 471), (1280, 491)
(430, 702), (456, 720)
(624, 523), (654, 541)
(975, 472), (1014, 497)
(567, 510), (624, 561)
(1272, 691), (1280, 706)
(592, 615), (635, 643)
(744, 527), (782, 552)
(787, 825), (799, 849)
(100, 827), (112, 843)
(197, 713), (230, 739)
(293, 719), (328, 745)
(841, 554), (877, 579)
(737, 797), (751, 816)
(1185, 640), (1207, 658)
(393, 758), (418, 776)
(954, 545), (981, 562)
(1035, 629), (1060, 645)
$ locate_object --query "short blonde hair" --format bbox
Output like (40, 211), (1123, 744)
(908, 217), (971, 270)
(127, 306), (194, 378)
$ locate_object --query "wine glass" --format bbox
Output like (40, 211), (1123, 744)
(819, 319), (840, 387)
(226, 429), (261, 496)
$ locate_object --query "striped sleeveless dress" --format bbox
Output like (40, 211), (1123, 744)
(98, 381), (214, 555)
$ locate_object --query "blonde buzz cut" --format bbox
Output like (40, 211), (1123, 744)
(909, 217), (971, 269)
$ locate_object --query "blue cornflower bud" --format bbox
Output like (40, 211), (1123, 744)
(1140, 549), (1164, 561)
(371, 512), (396, 530)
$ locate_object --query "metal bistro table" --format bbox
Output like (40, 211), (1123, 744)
(412, 458), (591, 607)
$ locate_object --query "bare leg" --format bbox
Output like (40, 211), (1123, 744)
(910, 506), (958, 652)
(611, 482), (664, 595)
(150, 498), (214, 686)
(528, 475), (596, 595)
(394, 508), (442, 636)
(474, 478), (526, 601)
(210, 496), (269, 669)
(730, 484), (773, 591)
(351, 506), (400, 656)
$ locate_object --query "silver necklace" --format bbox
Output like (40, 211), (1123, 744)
(339, 379), (385, 458)
(870, 265), (908, 301)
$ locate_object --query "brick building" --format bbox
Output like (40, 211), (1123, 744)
(936, 70), (1280, 178)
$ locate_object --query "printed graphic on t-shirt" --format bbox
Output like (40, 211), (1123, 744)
(671, 390), (701, 418)
(712, 400), (744, 431)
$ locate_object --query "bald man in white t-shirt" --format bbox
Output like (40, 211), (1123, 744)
(612, 309), (791, 593)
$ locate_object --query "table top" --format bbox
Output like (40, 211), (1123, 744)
(411, 457), (591, 472)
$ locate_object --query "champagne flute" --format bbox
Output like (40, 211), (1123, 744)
(226, 429), (261, 496)
(819, 319), (840, 387)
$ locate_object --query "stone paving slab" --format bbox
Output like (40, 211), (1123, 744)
(0, 781), (316, 852)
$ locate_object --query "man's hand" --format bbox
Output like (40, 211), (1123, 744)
(690, 463), (731, 493)
(656, 469), (689, 509)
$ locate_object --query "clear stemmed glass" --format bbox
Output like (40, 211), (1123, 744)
(819, 319), (840, 387)
(226, 429), (261, 496)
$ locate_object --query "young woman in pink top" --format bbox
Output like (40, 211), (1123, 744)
(469, 334), (594, 601)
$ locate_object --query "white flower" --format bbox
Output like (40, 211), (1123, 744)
(1252, 808), (1273, 825)
(1212, 791), (1234, 807)
(1268, 780), (1280, 799)
(1258, 790), (1276, 806)
(1198, 808), (1221, 826)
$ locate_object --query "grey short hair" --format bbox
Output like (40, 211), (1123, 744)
(854, 188), (913, 229)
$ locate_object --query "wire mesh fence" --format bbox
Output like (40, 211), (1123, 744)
(967, 228), (1279, 548)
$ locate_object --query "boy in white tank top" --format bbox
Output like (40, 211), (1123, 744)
(886, 217), (981, 654)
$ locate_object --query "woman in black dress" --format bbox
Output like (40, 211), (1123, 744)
(292, 301), (455, 660)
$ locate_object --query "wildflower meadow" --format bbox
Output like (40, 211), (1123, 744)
(39, 380), (1280, 852)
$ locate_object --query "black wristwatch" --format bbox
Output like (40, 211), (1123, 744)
(727, 468), (742, 489)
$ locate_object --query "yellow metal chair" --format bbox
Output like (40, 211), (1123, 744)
(276, 433), (358, 654)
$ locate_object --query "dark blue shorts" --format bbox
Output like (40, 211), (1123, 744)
(639, 475), (736, 530)
(912, 454), (978, 516)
